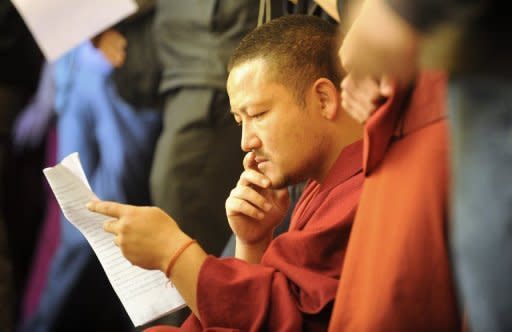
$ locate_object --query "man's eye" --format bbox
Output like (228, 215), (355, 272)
(252, 112), (265, 119)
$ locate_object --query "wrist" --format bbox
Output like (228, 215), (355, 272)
(160, 231), (192, 273)
(235, 234), (273, 264)
(165, 238), (197, 278)
(235, 233), (273, 248)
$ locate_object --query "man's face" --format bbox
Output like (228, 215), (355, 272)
(227, 59), (325, 189)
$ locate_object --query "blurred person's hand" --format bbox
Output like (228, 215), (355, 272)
(340, 74), (393, 123)
(226, 151), (290, 248)
(93, 29), (127, 68)
(339, 0), (420, 87)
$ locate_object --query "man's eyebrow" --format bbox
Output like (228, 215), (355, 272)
(230, 107), (247, 116)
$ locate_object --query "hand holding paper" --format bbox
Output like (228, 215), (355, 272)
(43, 153), (185, 326)
(86, 200), (190, 273)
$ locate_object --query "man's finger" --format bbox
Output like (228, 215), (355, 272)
(231, 186), (271, 212)
(238, 169), (270, 188)
(103, 219), (121, 235)
(87, 200), (126, 218)
(113, 235), (121, 247)
(226, 197), (264, 220)
(243, 151), (257, 170)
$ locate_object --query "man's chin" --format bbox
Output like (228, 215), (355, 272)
(268, 174), (291, 190)
(260, 164), (292, 189)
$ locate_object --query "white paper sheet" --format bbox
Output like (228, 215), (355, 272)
(11, 0), (138, 61)
(43, 153), (185, 326)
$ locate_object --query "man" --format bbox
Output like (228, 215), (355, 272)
(336, 1), (512, 330)
(87, 15), (371, 331)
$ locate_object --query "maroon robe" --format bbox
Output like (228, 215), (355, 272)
(329, 71), (462, 331)
(146, 140), (363, 331)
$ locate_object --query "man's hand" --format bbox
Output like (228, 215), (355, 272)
(226, 152), (290, 247)
(86, 201), (189, 272)
(341, 74), (394, 123)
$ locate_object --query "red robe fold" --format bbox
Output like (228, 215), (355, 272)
(329, 71), (462, 331)
(146, 140), (364, 332)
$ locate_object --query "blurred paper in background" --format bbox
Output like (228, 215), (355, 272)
(11, 0), (137, 61)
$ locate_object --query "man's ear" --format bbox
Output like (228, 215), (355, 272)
(312, 78), (340, 120)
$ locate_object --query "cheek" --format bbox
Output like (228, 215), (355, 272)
(259, 112), (302, 158)
(271, 133), (298, 167)
(267, 128), (287, 157)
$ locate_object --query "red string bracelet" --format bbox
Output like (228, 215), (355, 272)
(165, 239), (197, 278)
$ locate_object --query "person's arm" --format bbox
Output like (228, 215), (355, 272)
(183, 172), (360, 330)
(86, 152), (289, 316)
(86, 201), (206, 318)
(88, 168), (357, 330)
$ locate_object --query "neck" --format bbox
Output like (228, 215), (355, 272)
(316, 114), (363, 183)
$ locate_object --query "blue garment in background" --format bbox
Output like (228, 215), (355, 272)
(22, 42), (161, 332)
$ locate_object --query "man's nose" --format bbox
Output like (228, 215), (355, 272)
(241, 123), (258, 152)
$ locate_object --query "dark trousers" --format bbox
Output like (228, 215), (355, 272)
(151, 87), (242, 255)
